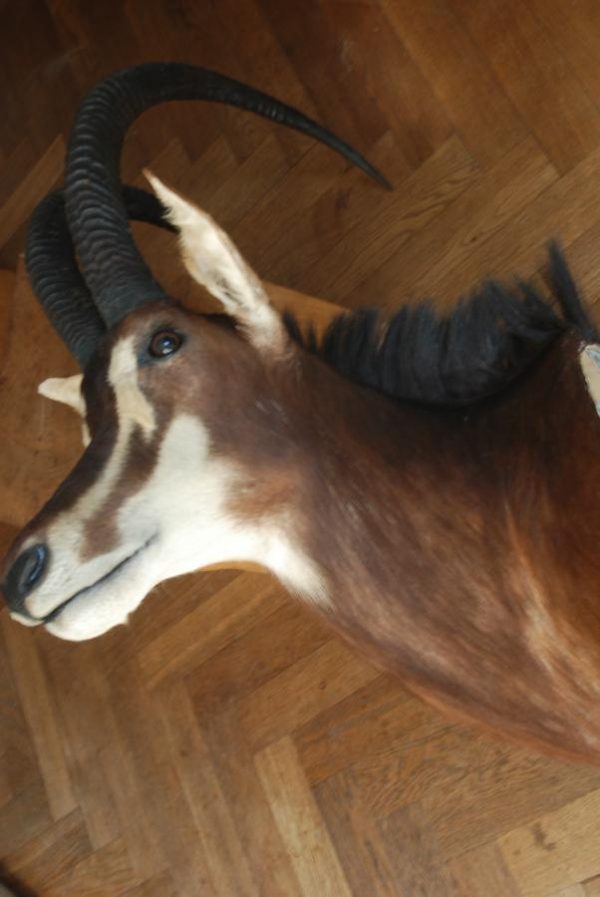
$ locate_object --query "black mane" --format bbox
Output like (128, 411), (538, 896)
(284, 244), (597, 407)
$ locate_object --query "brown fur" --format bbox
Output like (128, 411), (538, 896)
(204, 328), (600, 764)
(4, 297), (600, 764)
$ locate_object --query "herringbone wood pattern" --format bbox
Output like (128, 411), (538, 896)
(3, 1), (600, 895)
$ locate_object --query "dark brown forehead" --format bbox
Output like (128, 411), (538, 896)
(116, 298), (188, 333)
(82, 301), (187, 393)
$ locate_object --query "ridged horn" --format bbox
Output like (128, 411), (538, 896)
(65, 63), (390, 327)
(26, 191), (105, 367)
(26, 186), (175, 367)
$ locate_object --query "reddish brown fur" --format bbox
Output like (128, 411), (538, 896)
(4, 299), (600, 765)
(204, 328), (600, 764)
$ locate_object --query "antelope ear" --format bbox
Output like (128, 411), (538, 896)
(580, 345), (600, 415)
(38, 375), (90, 447)
(145, 171), (288, 354)
(38, 374), (86, 416)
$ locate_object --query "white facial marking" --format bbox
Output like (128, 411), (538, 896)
(26, 411), (326, 640)
(115, 415), (328, 605)
(21, 337), (158, 620)
(145, 171), (287, 354)
(108, 337), (157, 436)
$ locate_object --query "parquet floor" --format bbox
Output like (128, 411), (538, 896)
(2, 1), (600, 895)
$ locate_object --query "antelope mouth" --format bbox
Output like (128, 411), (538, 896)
(28, 534), (157, 626)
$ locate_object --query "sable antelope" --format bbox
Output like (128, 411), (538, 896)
(3, 63), (600, 766)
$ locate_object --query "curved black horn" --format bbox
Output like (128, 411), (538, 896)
(26, 186), (176, 367)
(65, 63), (391, 328)
(26, 192), (105, 368)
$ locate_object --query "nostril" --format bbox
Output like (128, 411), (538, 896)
(21, 544), (48, 589)
(5, 544), (49, 608)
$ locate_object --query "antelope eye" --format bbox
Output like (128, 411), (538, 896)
(149, 330), (183, 358)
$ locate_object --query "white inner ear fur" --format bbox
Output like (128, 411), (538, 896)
(145, 170), (288, 355)
(580, 344), (600, 416)
(38, 374), (85, 415)
(38, 375), (91, 447)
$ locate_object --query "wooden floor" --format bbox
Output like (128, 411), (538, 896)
(3, 1), (600, 894)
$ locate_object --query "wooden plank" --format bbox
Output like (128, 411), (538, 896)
(0, 262), (80, 528)
(0, 136), (64, 250)
(500, 790), (600, 897)
(527, 0), (600, 102)
(255, 736), (353, 897)
(0, 613), (76, 821)
(189, 599), (330, 717)
(301, 134), (477, 304)
(346, 135), (557, 308)
(449, 842), (522, 897)
(0, 778), (50, 857)
(40, 837), (142, 897)
(324, 0), (452, 168)
(0, 614), (40, 807)
(0, 270), (16, 377)
(96, 737), (167, 882)
(137, 572), (286, 689)
(341, 726), (600, 858)
(156, 681), (256, 896)
(257, 0), (389, 156)
(3, 809), (91, 894)
(106, 659), (225, 897)
(454, 0), (600, 174)
(238, 639), (379, 752)
(0, 523), (17, 562)
(296, 678), (448, 786)
(314, 768), (404, 897)
(38, 635), (123, 850)
(378, 802), (459, 897)
(383, 0), (526, 166)
(204, 707), (305, 897)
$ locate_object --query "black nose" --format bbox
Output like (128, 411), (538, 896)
(2, 544), (48, 614)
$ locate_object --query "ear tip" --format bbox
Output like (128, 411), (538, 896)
(38, 377), (56, 395)
(144, 169), (171, 200)
(37, 374), (84, 412)
(144, 170), (179, 212)
(143, 168), (159, 189)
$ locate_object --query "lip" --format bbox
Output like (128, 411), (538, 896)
(37, 535), (156, 624)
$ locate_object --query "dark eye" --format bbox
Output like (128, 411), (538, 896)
(149, 330), (183, 358)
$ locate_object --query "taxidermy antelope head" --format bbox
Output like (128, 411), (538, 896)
(3, 64), (600, 766)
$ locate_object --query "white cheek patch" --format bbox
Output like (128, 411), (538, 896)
(145, 171), (287, 355)
(580, 344), (600, 416)
(42, 412), (327, 639)
(119, 414), (328, 605)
